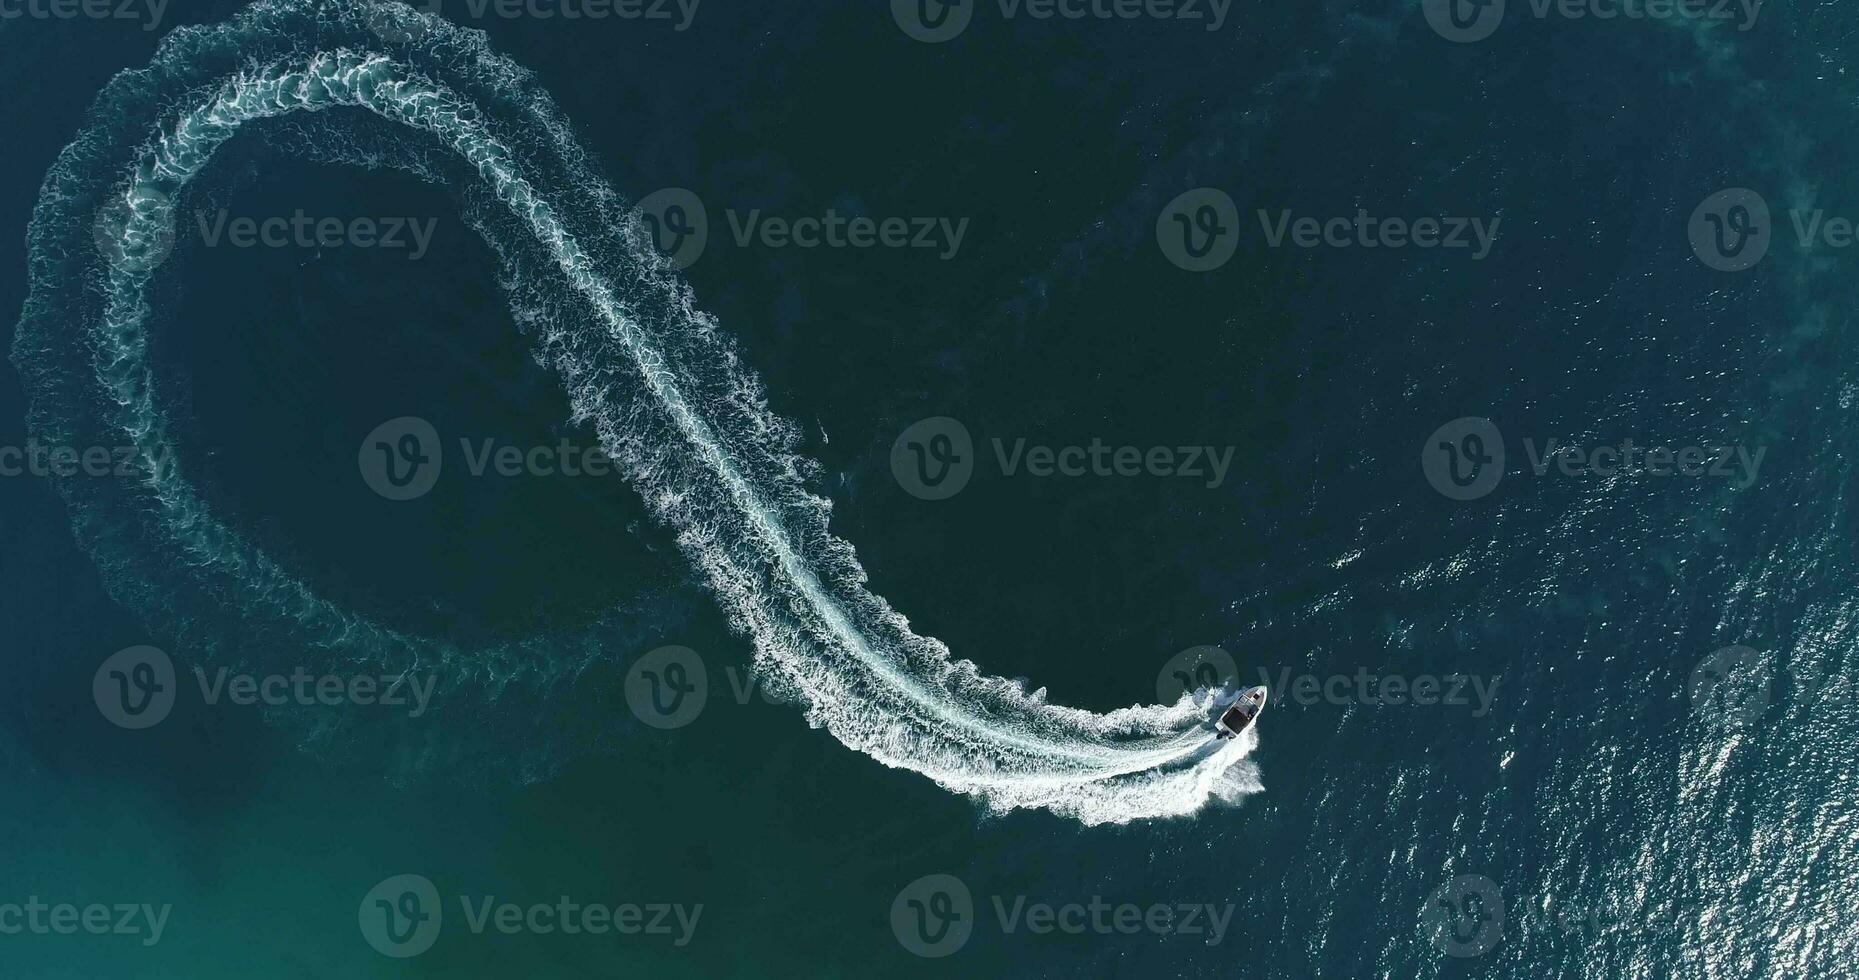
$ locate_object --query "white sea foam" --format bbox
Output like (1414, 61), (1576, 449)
(18, 0), (1260, 824)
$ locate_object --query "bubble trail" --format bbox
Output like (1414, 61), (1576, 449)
(16, 0), (1260, 824)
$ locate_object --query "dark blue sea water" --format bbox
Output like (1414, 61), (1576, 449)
(1, 0), (1855, 976)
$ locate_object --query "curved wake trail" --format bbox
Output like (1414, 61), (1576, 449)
(15, 0), (1260, 824)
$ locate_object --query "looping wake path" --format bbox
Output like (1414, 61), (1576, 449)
(16, 0), (1259, 825)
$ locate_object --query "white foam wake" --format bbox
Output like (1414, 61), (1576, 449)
(17, 0), (1260, 824)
